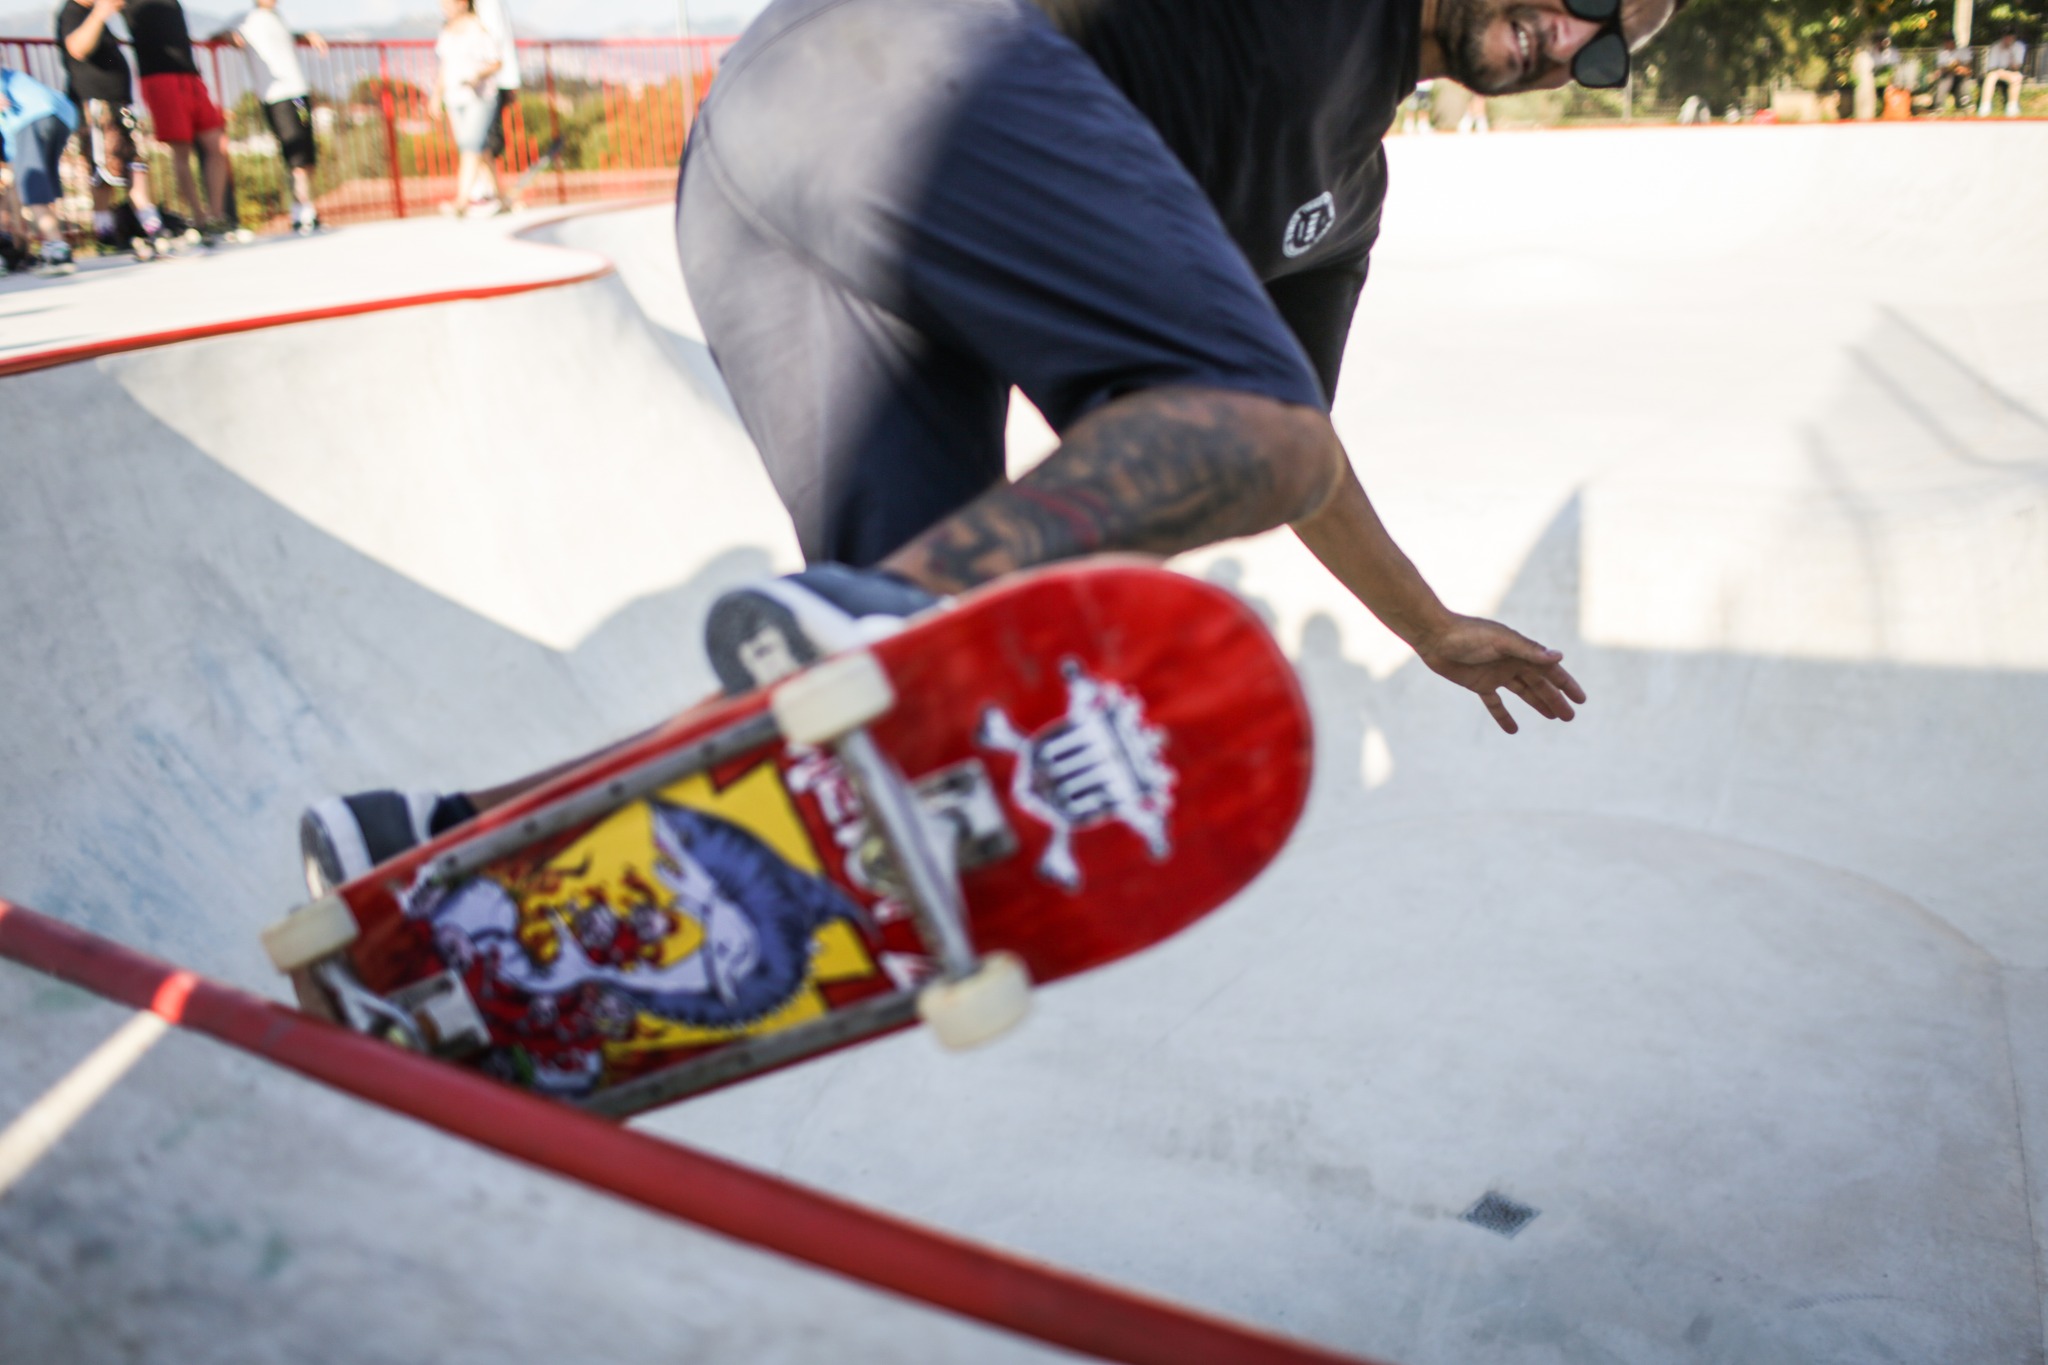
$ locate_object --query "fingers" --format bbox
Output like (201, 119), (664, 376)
(1498, 631), (1588, 704)
(1486, 661), (1582, 733)
(1505, 674), (1559, 722)
(1509, 669), (1578, 722)
(1551, 660), (1588, 705)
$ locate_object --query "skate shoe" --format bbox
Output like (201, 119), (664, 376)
(298, 789), (477, 897)
(704, 563), (943, 696)
(32, 242), (75, 277)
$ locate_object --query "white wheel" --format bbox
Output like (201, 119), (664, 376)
(917, 951), (1031, 1050)
(261, 894), (359, 973)
(772, 650), (895, 746)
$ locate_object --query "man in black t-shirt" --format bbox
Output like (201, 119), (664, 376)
(675, 0), (1677, 717)
(299, 0), (1684, 885)
(56, 0), (166, 252)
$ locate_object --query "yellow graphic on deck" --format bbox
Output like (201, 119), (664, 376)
(487, 760), (882, 1064)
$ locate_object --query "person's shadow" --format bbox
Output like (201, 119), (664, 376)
(1200, 556), (1278, 630)
(1294, 610), (1394, 831)
(1202, 558), (1391, 833)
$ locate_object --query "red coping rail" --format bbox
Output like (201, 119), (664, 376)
(0, 898), (1396, 1365)
(0, 264), (612, 381)
(0, 36), (732, 231)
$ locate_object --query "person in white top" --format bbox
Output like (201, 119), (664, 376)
(470, 0), (520, 206)
(1979, 30), (2028, 117)
(215, 0), (327, 232)
(432, 0), (504, 215)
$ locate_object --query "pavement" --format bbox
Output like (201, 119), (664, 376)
(0, 121), (2043, 1365)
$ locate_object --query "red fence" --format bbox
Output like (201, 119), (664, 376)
(0, 36), (733, 233)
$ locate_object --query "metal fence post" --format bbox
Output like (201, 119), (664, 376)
(377, 45), (406, 219)
(543, 42), (566, 204)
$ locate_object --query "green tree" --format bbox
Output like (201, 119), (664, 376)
(1641, 0), (2043, 108)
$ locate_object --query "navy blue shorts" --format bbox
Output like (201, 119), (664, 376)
(7, 115), (72, 208)
(677, 0), (1323, 566)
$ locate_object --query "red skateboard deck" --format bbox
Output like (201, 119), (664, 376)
(286, 560), (1311, 1109)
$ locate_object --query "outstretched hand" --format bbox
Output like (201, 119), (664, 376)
(1415, 615), (1586, 735)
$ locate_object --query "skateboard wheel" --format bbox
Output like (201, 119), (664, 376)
(917, 951), (1031, 1050)
(261, 894), (359, 973)
(771, 650), (895, 746)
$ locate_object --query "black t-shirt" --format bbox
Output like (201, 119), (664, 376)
(125, 0), (201, 78)
(55, 2), (135, 103)
(1031, 0), (1419, 396)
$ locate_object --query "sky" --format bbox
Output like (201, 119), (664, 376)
(0, 0), (771, 39)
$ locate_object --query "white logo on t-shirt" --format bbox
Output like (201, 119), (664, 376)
(1283, 192), (1337, 259)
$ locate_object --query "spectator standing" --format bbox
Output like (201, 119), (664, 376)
(470, 0), (518, 212)
(1875, 36), (1911, 121)
(126, 0), (231, 240)
(55, 0), (166, 257)
(1979, 30), (2027, 117)
(0, 65), (81, 274)
(1851, 35), (1878, 121)
(1457, 92), (1490, 132)
(1401, 79), (1434, 134)
(0, 165), (23, 275)
(216, 0), (328, 234)
(1892, 48), (1921, 96)
(432, 0), (504, 216)
(1934, 38), (1974, 113)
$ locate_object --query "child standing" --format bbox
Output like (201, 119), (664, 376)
(432, 0), (503, 217)
(217, 0), (329, 234)
(0, 66), (82, 275)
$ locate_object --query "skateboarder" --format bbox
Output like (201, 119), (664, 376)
(302, 0), (1673, 890)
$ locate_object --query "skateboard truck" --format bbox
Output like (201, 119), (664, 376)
(265, 648), (1030, 1113)
(584, 658), (1031, 1117)
(772, 654), (1032, 1051)
(308, 962), (489, 1056)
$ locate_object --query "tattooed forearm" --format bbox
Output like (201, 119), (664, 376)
(884, 388), (1341, 593)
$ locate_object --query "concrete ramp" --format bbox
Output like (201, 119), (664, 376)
(2, 123), (2045, 1365)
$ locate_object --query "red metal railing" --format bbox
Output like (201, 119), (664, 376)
(0, 898), (1393, 1365)
(0, 36), (732, 234)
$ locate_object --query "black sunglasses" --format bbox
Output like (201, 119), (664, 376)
(1563, 0), (1632, 88)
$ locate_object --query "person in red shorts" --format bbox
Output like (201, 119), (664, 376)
(129, 0), (230, 240)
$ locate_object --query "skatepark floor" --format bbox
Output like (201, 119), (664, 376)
(1, 121), (2044, 1365)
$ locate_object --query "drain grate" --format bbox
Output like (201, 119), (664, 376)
(1461, 1191), (1539, 1238)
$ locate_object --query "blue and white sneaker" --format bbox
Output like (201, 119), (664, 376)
(298, 789), (475, 897)
(704, 563), (942, 697)
(31, 242), (74, 277)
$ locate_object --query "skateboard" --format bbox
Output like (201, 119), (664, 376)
(262, 561), (1312, 1118)
(508, 135), (567, 208)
